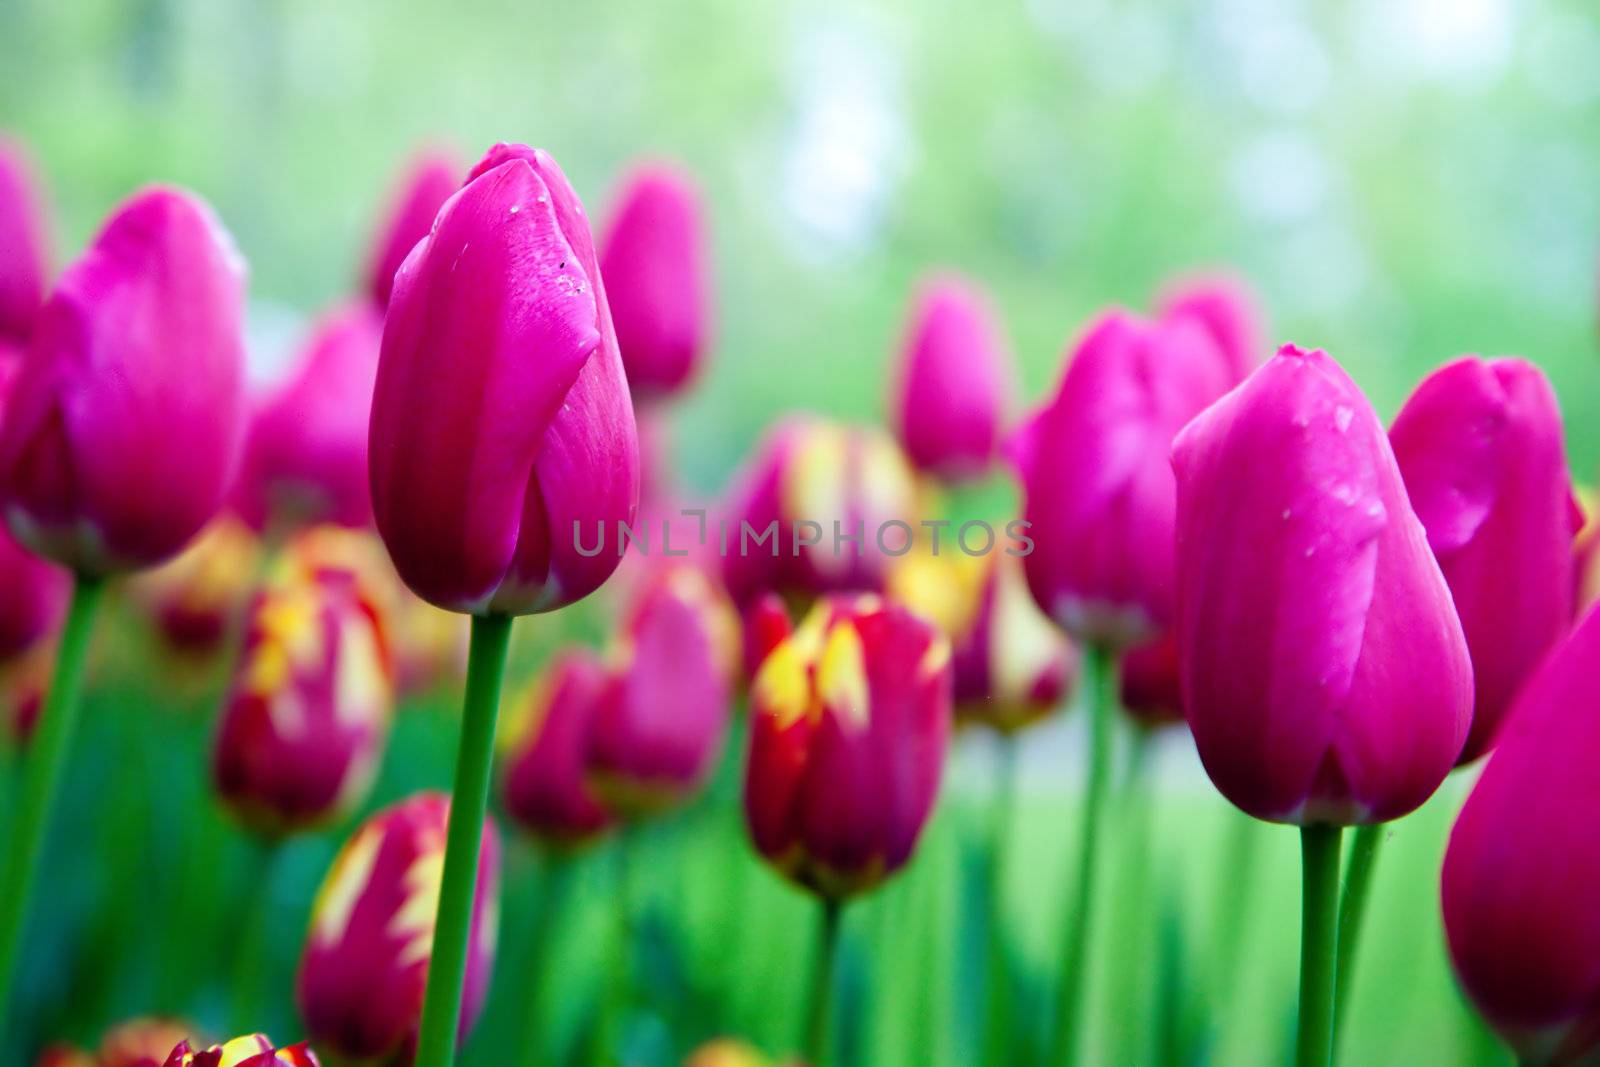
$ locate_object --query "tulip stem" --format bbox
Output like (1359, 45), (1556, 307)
(1331, 822), (1384, 1056)
(1049, 644), (1116, 1067)
(982, 735), (1020, 1067)
(0, 572), (106, 1040)
(1296, 824), (1344, 1067)
(414, 612), (514, 1067)
(804, 897), (844, 1067)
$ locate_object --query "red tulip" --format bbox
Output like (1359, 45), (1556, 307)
(1173, 345), (1472, 824)
(129, 515), (260, 655)
(745, 595), (952, 898)
(1391, 356), (1577, 764)
(0, 186), (247, 574)
(298, 792), (500, 1062)
(500, 649), (616, 846)
(598, 161), (711, 401)
(161, 1036), (318, 1067)
(363, 149), (457, 309)
(0, 136), (49, 352)
(369, 143), (638, 615)
(1155, 272), (1267, 384)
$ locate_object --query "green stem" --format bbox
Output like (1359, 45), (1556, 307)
(519, 851), (577, 1067)
(803, 898), (844, 1067)
(413, 613), (514, 1067)
(0, 573), (106, 1040)
(1049, 644), (1116, 1067)
(1110, 732), (1154, 1066)
(982, 736), (1020, 1067)
(1296, 825), (1344, 1067)
(1331, 822), (1384, 1058)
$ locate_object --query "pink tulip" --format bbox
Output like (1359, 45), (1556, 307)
(1173, 345), (1472, 824)
(1119, 632), (1184, 729)
(501, 649), (616, 846)
(235, 302), (383, 533)
(745, 595), (952, 898)
(0, 137), (49, 351)
(369, 143), (638, 615)
(597, 161), (711, 400)
(1155, 271), (1266, 385)
(1015, 309), (1233, 648)
(363, 150), (457, 309)
(1391, 356), (1577, 765)
(298, 793), (499, 1062)
(889, 274), (1012, 482)
(0, 357), (67, 658)
(0, 187), (247, 575)
(1443, 603), (1600, 1063)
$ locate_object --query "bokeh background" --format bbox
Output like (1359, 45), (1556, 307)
(2, 0), (1598, 1064)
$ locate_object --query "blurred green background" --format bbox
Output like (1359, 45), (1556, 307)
(3, 0), (1598, 1064)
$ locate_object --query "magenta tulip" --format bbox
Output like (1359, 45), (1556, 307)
(298, 792), (499, 1062)
(1119, 632), (1184, 729)
(1015, 309), (1233, 649)
(889, 273), (1012, 482)
(364, 150), (457, 309)
(744, 595), (952, 898)
(0, 360), (66, 658)
(0, 137), (48, 354)
(597, 161), (711, 401)
(162, 1036), (318, 1067)
(500, 649), (616, 846)
(1155, 271), (1266, 385)
(0, 186), (247, 575)
(369, 143), (638, 616)
(1391, 356), (1577, 765)
(1173, 344), (1472, 824)
(236, 302), (383, 533)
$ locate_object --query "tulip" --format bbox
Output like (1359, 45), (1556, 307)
(597, 161), (711, 401)
(212, 528), (395, 835)
(889, 274), (1012, 482)
(0, 137), (49, 353)
(1173, 344), (1472, 1067)
(588, 563), (738, 815)
(161, 1036), (318, 1067)
(741, 591), (794, 681)
(364, 150), (457, 309)
(95, 1018), (193, 1067)
(1155, 271), (1266, 385)
(1119, 632), (1183, 729)
(129, 515), (261, 656)
(500, 649), (616, 846)
(298, 792), (500, 1064)
(720, 417), (919, 611)
(1442, 603), (1600, 1064)
(0, 519), (66, 663)
(235, 302), (384, 533)
(1390, 356), (1576, 765)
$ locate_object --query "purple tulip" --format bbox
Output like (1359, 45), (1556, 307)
(1173, 345), (1472, 824)
(0, 186), (247, 575)
(501, 649), (616, 846)
(889, 273), (1012, 482)
(598, 161), (711, 401)
(298, 792), (500, 1062)
(1443, 603), (1600, 1063)
(1015, 309), (1233, 648)
(368, 143), (638, 616)
(363, 149), (457, 309)
(1155, 272), (1267, 385)
(0, 137), (49, 354)
(1391, 356), (1577, 765)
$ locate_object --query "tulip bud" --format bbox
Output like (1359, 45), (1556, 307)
(364, 150), (457, 309)
(588, 564), (739, 815)
(745, 595), (952, 898)
(1016, 309), (1233, 648)
(0, 186), (247, 575)
(1119, 632), (1184, 729)
(1155, 272), (1267, 384)
(0, 137), (49, 350)
(129, 515), (261, 655)
(500, 650), (615, 846)
(889, 274), (1012, 482)
(1390, 356), (1577, 765)
(161, 1036), (318, 1067)
(1443, 603), (1600, 1063)
(298, 792), (500, 1062)
(369, 143), (638, 616)
(235, 302), (383, 533)
(96, 1018), (193, 1067)
(597, 162), (711, 401)
(1173, 345), (1472, 824)
(720, 418), (919, 611)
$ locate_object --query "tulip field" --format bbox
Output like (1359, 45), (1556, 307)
(4, 2), (1600, 1066)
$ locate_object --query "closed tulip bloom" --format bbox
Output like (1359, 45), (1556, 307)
(130, 515), (260, 655)
(364, 150), (457, 309)
(1391, 357), (1577, 765)
(745, 595), (952, 898)
(889, 274), (1012, 482)
(1119, 632), (1184, 728)
(1173, 345), (1472, 824)
(0, 186), (247, 575)
(1155, 272), (1267, 385)
(589, 564), (739, 815)
(598, 162), (711, 400)
(161, 1036), (318, 1067)
(369, 142), (638, 616)
(500, 650), (615, 846)
(236, 302), (383, 532)
(0, 137), (49, 350)
(298, 792), (500, 1062)
(1017, 309), (1233, 648)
